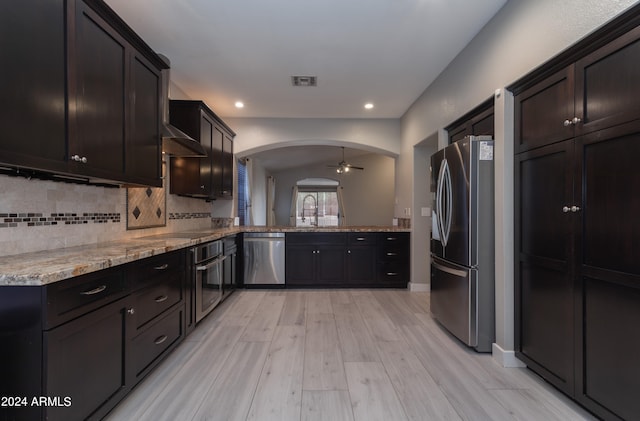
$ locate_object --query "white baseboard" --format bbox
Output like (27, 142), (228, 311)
(492, 343), (526, 368)
(408, 282), (429, 292)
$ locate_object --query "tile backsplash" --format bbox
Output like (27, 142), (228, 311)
(0, 159), (223, 257)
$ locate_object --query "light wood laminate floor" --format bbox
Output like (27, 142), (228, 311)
(105, 289), (595, 421)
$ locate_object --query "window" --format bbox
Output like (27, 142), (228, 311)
(292, 178), (344, 227)
(237, 159), (248, 225)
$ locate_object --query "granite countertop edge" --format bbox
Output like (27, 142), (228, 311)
(0, 226), (410, 286)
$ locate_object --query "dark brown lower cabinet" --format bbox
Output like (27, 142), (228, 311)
(285, 232), (409, 288)
(0, 251), (186, 421)
(515, 120), (640, 420)
(45, 298), (129, 421)
(286, 233), (347, 287)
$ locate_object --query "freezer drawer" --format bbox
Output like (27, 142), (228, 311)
(430, 255), (494, 352)
(431, 256), (477, 348)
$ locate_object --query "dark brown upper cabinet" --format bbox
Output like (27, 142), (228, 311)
(0, 0), (68, 173)
(169, 100), (235, 200)
(0, 0), (164, 187)
(514, 23), (640, 154)
(446, 98), (494, 144)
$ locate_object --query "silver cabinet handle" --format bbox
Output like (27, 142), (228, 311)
(386, 237), (398, 241)
(356, 237), (366, 241)
(80, 285), (106, 296)
(154, 335), (168, 345)
(386, 272), (398, 276)
(154, 263), (169, 270)
(563, 117), (581, 126)
(563, 205), (581, 213)
(155, 295), (168, 303)
(386, 252), (398, 256)
(71, 155), (88, 163)
(127, 308), (135, 315)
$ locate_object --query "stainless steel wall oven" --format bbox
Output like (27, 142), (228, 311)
(192, 240), (225, 322)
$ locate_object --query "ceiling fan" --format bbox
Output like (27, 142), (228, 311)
(327, 147), (364, 173)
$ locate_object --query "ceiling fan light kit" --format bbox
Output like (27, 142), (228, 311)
(329, 147), (364, 174)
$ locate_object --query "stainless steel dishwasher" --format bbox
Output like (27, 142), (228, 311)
(243, 232), (285, 286)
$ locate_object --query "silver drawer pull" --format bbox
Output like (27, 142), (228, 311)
(356, 237), (366, 241)
(154, 264), (169, 270)
(386, 237), (397, 241)
(80, 285), (107, 296)
(155, 295), (168, 303)
(154, 335), (168, 345)
(386, 252), (398, 256)
(386, 272), (398, 276)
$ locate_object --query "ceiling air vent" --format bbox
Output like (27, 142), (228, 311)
(291, 76), (317, 87)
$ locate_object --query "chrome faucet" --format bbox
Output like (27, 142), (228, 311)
(301, 194), (318, 226)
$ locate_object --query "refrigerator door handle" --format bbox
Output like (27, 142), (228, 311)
(441, 160), (452, 246)
(436, 158), (447, 245)
(432, 259), (468, 278)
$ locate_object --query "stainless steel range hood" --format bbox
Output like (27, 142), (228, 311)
(158, 54), (207, 157)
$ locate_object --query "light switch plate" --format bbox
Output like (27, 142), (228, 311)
(421, 207), (430, 217)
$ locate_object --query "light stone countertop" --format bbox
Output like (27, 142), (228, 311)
(0, 226), (410, 286)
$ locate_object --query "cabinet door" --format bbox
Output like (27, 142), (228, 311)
(514, 140), (575, 394)
(347, 246), (377, 285)
(211, 125), (224, 197)
(221, 133), (234, 198)
(575, 25), (640, 136)
(127, 52), (162, 186)
(574, 122), (640, 419)
(316, 245), (346, 285)
(199, 112), (214, 198)
(45, 298), (130, 421)
(0, 0), (67, 172)
(71, 1), (127, 179)
(285, 245), (317, 286)
(514, 66), (575, 153)
(470, 107), (494, 137)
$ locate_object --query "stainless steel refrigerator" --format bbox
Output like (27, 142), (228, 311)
(430, 135), (495, 352)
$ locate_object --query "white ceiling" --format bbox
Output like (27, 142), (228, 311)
(105, 0), (507, 120)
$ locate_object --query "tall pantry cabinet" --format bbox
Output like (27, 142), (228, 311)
(512, 9), (640, 421)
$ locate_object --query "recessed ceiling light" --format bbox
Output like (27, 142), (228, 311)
(235, 101), (244, 109)
(364, 103), (374, 110)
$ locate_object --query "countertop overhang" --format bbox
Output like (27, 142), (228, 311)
(0, 226), (410, 286)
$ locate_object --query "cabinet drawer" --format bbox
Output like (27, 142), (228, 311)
(129, 251), (184, 292)
(286, 232), (346, 245)
(347, 233), (377, 245)
(45, 266), (127, 329)
(378, 262), (409, 286)
(132, 305), (183, 379)
(378, 233), (410, 255)
(133, 276), (182, 330)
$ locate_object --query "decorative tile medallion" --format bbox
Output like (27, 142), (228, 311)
(126, 165), (167, 230)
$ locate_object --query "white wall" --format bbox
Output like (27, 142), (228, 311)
(398, 0), (639, 365)
(227, 117), (401, 157)
(271, 153), (395, 226)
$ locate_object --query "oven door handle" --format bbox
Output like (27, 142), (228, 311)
(196, 255), (227, 271)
